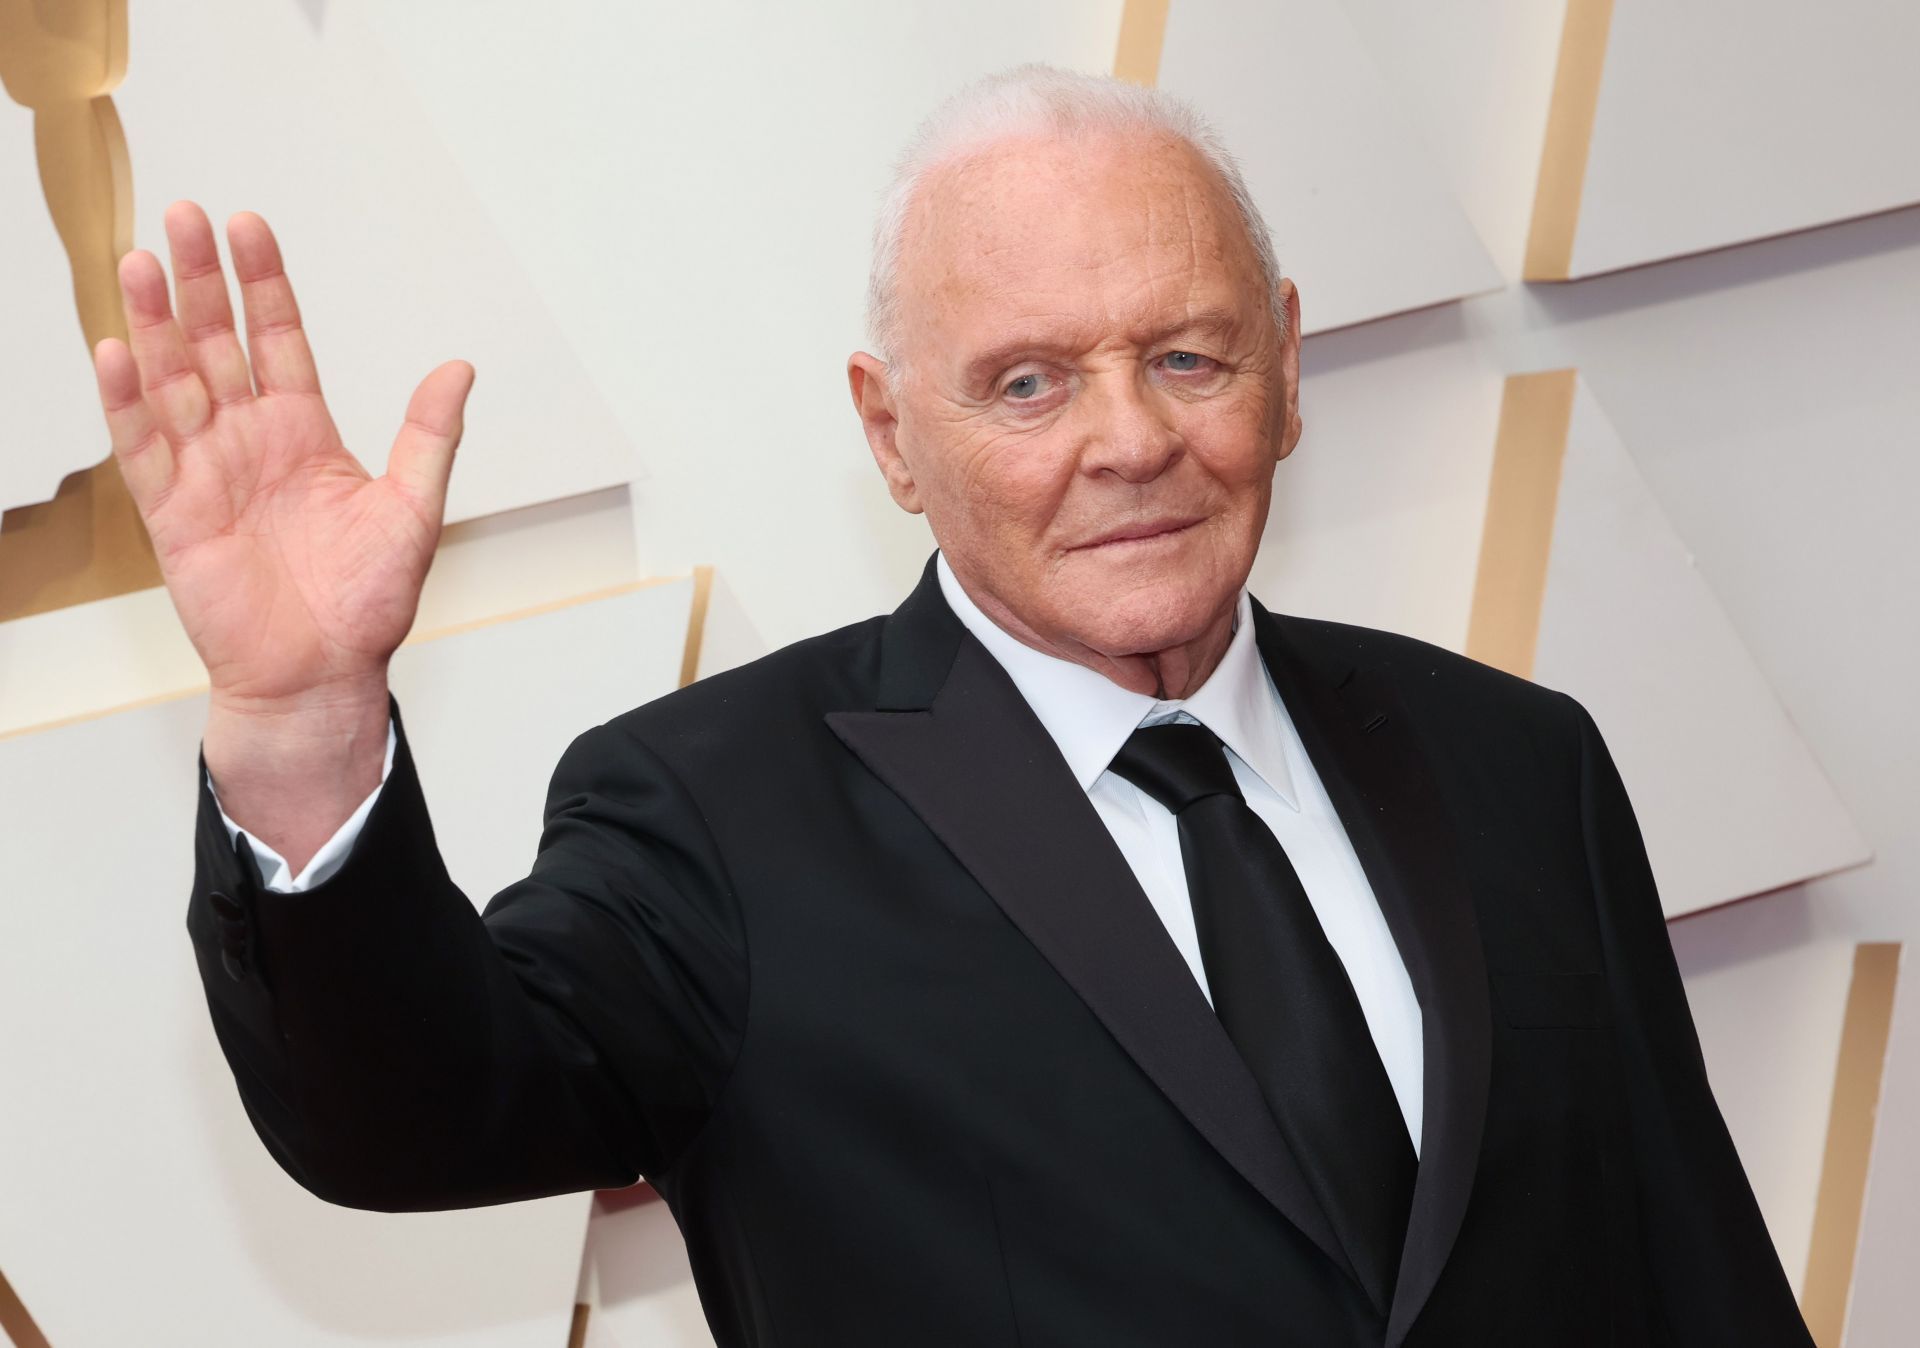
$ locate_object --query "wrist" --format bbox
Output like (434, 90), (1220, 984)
(208, 668), (390, 722)
(204, 674), (391, 796)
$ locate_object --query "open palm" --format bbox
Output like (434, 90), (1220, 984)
(91, 201), (473, 707)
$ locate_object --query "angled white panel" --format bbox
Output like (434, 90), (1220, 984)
(580, 1195), (716, 1348)
(0, 583), (204, 737)
(1673, 915), (1858, 1299)
(0, 485), (636, 738)
(1249, 332), (1506, 648)
(1337, 0), (1569, 277)
(1571, 2), (1920, 278)
(1530, 379), (1870, 917)
(691, 570), (770, 684)
(107, 0), (641, 525)
(1847, 948), (1918, 1346)
(355, 0), (1127, 652)
(0, 578), (693, 1345)
(0, 114), (108, 512)
(1155, 0), (1504, 332)
(389, 580), (693, 887)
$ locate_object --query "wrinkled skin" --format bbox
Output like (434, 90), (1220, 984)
(848, 127), (1303, 698)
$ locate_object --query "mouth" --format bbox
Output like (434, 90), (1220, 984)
(1071, 516), (1207, 551)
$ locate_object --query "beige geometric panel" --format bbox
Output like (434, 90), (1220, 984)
(1533, 0), (1920, 280)
(0, 578), (694, 1346)
(1526, 376), (1870, 916)
(108, 0), (642, 528)
(1153, 0), (1505, 332)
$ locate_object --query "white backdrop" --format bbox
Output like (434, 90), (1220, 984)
(4, 1), (1916, 1344)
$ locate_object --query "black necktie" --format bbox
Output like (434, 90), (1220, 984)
(1109, 720), (1416, 1308)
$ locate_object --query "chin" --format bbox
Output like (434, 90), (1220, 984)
(1040, 515), (1255, 653)
(1054, 562), (1239, 659)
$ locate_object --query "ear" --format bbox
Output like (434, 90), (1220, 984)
(1275, 277), (1303, 461)
(848, 351), (924, 513)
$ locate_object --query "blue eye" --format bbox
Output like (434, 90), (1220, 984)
(1163, 351), (1203, 371)
(1006, 373), (1044, 399)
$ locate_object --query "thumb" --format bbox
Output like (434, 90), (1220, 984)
(386, 359), (474, 522)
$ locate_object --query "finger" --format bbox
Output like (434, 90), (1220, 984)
(93, 336), (175, 514)
(116, 248), (212, 441)
(164, 200), (253, 408)
(226, 211), (322, 396)
(386, 360), (474, 524)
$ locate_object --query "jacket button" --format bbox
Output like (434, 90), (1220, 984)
(209, 890), (245, 922)
(220, 947), (248, 981)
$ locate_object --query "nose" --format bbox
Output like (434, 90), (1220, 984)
(1080, 369), (1183, 484)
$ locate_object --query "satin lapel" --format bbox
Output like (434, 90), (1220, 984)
(827, 621), (1358, 1287)
(1253, 606), (1493, 1348)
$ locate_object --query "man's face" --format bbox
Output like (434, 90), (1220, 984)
(850, 128), (1301, 663)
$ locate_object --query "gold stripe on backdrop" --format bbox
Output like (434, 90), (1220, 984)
(0, 0), (158, 622)
(0, 1265), (52, 1348)
(1113, 0), (1170, 86)
(1465, 370), (1576, 681)
(1523, 0), (1613, 281)
(678, 564), (717, 688)
(1803, 942), (1903, 1347)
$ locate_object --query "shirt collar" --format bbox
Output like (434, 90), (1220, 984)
(934, 551), (1299, 810)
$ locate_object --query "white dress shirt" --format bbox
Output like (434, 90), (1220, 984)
(932, 554), (1423, 1151)
(209, 554), (1424, 1148)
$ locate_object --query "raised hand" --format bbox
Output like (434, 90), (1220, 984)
(92, 201), (473, 870)
(92, 200), (473, 710)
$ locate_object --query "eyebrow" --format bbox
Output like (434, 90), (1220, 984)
(958, 307), (1247, 391)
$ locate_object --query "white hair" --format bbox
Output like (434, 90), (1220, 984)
(864, 63), (1286, 375)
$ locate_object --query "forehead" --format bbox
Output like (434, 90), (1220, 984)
(900, 129), (1264, 343)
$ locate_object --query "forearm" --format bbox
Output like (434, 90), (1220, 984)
(202, 673), (391, 878)
(191, 699), (642, 1210)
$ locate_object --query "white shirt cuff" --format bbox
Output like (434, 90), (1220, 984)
(206, 715), (398, 893)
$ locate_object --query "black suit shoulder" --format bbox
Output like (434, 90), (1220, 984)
(603, 611), (887, 761)
(609, 603), (1586, 780)
(1274, 610), (1581, 752)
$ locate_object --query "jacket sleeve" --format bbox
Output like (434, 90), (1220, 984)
(207, 714), (396, 892)
(186, 691), (748, 1212)
(1565, 692), (1814, 1346)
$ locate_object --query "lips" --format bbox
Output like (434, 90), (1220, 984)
(1073, 516), (1205, 550)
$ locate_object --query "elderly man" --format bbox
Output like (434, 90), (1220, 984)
(94, 66), (1809, 1347)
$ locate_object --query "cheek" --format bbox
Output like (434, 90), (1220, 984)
(950, 427), (1080, 535)
(1180, 401), (1279, 492)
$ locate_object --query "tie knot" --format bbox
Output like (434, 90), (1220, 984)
(1108, 721), (1243, 813)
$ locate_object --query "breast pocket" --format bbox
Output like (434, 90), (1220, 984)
(1491, 970), (1613, 1029)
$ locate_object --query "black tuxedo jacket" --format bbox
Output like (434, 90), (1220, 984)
(188, 556), (1811, 1347)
